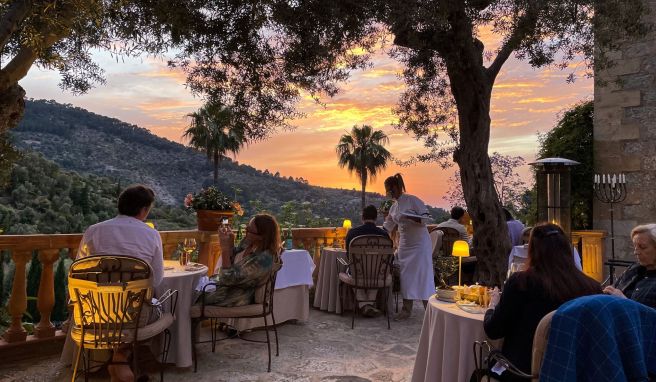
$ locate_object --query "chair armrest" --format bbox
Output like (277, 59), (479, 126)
(198, 282), (220, 308)
(486, 350), (535, 380)
(151, 289), (179, 315)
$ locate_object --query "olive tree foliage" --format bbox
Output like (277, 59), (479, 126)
(444, 152), (528, 213)
(252, 0), (649, 284)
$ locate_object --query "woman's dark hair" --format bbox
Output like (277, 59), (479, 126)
(384, 173), (406, 193)
(526, 222), (600, 302)
(118, 185), (155, 217)
(252, 214), (281, 259)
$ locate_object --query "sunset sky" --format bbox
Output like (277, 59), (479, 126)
(21, 36), (592, 208)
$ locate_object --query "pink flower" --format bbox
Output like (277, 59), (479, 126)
(184, 193), (193, 208)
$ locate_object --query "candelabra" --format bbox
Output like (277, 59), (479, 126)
(593, 173), (627, 283)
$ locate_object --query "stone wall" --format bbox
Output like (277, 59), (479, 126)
(593, 0), (656, 266)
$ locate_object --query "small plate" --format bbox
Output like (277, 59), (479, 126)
(436, 296), (456, 303)
(163, 266), (174, 271)
(456, 300), (487, 314)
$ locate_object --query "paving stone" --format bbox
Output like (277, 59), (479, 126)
(0, 306), (425, 381)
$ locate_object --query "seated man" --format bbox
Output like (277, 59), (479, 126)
(437, 206), (471, 244)
(504, 208), (525, 247)
(345, 205), (389, 254)
(344, 205), (389, 317)
(69, 184), (164, 382)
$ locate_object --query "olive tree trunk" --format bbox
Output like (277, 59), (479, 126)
(449, 68), (511, 286)
(0, 83), (25, 133)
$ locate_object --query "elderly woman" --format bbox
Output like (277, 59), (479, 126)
(484, 223), (601, 381)
(198, 213), (281, 307)
(604, 224), (656, 309)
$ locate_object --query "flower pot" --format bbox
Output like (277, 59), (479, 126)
(196, 210), (234, 231)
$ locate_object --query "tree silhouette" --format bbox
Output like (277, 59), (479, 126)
(184, 102), (246, 185)
(336, 125), (392, 210)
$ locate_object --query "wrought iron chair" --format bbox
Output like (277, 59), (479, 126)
(68, 256), (177, 382)
(472, 311), (554, 381)
(338, 235), (395, 329)
(191, 262), (282, 372)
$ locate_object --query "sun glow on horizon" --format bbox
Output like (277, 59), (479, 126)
(21, 39), (592, 207)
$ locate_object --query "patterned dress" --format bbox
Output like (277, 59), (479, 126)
(198, 242), (277, 307)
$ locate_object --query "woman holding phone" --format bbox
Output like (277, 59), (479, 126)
(198, 213), (281, 307)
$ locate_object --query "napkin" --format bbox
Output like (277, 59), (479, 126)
(195, 276), (216, 292)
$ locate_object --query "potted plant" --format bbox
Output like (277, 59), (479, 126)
(184, 186), (244, 231)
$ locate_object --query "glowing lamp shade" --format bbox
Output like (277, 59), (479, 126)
(452, 240), (470, 257)
(452, 240), (470, 286)
(145, 221), (155, 229)
(342, 219), (352, 229)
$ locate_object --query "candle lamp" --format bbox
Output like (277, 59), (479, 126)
(593, 172), (628, 283)
(452, 240), (470, 287)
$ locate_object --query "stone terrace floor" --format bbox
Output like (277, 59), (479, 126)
(0, 304), (426, 382)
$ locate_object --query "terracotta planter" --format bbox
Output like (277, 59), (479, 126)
(196, 210), (234, 231)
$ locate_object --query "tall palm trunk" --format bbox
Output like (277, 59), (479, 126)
(212, 151), (220, 184)
(449, 67), (511, 286)
(360, 150), (367, 210)
(360, 168), (367, 210)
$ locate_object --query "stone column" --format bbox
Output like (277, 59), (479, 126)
(594, 0), (656, 267)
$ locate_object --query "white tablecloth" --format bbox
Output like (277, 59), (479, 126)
(221, 249), (314, 331)
(314, 247), (347, 313)
(412, 296), (496, 382)
(155, 260), (207, 368)
(276, 249), (315, 289)
(509, 245), (582, 271)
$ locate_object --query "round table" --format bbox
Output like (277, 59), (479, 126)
(411, 295), (496, 382)
(313, 247), (347, 313)
(155, 260), (207, 368)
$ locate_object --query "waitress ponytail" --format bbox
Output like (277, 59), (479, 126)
(384, 173), (406, 192)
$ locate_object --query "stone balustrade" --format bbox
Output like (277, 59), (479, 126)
(0, 227), (605, 353)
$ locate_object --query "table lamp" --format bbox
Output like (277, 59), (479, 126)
(452, 240), (470, 286)
(145, 221), (155, 229)
(342, 219), (352, 229)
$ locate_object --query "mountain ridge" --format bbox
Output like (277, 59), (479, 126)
(12, 99), (438, 224)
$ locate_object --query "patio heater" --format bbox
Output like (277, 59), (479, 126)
(530, 158), (580, 237)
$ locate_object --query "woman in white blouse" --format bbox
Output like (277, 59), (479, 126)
(383, 173), (435, 320)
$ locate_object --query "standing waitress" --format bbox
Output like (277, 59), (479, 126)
(383, 173), (435, 320)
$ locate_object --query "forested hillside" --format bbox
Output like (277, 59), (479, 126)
(0, 152), (195, 234)
(10, 100), (447, 228)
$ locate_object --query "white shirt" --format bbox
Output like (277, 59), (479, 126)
(437, 218), (471, 244)
(77, 215), (164, 286)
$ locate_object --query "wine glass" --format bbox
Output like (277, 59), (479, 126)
(507, 261), (525, 279)
(181, 238), (196, 266)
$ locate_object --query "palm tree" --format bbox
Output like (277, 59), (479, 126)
(336, 125), (392, 210)
(184, 102), (246, 184)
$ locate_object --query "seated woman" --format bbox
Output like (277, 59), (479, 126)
(198, 213), (281, 307)
(484, 223), (601, 381)
(604, 223), (656, 309)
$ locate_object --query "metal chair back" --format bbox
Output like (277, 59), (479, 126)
(348, 235), (394, 289)
(431, 227), (461, 257)
(68, 256), (152, 350)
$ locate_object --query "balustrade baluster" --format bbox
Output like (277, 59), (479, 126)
(35, 249), (60, 338)
(3, 250), (30, 343)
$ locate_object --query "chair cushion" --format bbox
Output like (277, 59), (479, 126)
(70, 312), (174, 348)
(338, 272), (392, 287)
(190, 303), (264, 318)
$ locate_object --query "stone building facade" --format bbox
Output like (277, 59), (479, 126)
(593, 0), (656, 266)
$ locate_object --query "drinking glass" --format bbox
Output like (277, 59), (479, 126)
(506, 262), (525, 279)
(181, 238), (196, 266)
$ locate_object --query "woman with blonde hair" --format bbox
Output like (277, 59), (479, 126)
(604, 223), (656, 309)
(383, 173), (434, 320)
